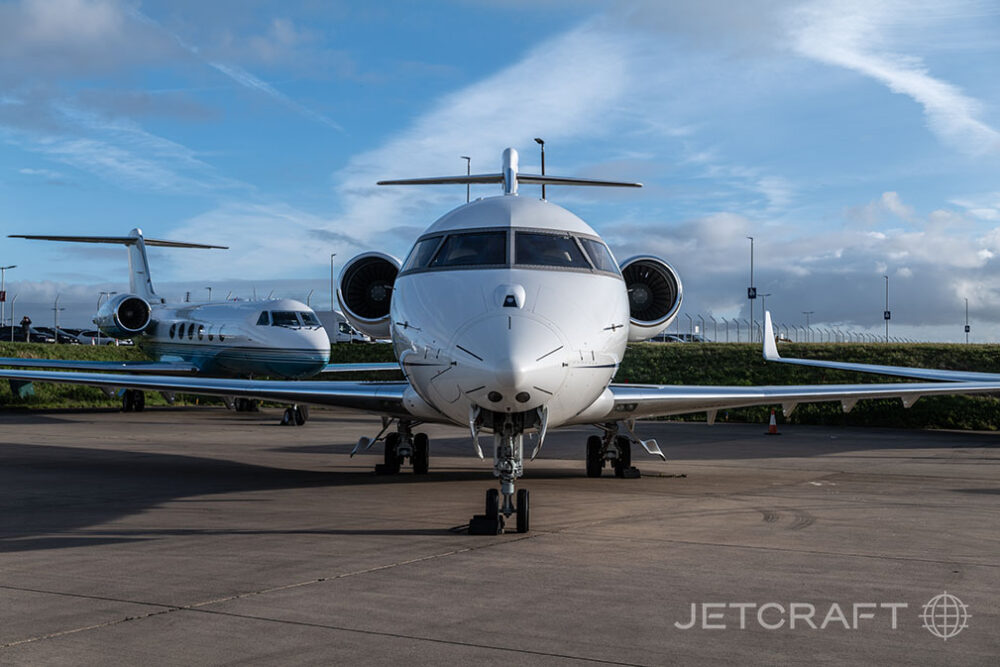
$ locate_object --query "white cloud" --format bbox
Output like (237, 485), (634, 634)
(788, 0), (1000, 155)
(880, 191), (914, 220)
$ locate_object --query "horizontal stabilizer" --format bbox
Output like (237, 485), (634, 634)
(378, 172), (641, 188)
(9, 234), (227, 249)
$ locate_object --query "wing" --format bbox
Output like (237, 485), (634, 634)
(319, 362), (401, 374)
(762, 312), (996, 382)
(598, 379), (1000, 423)
(0, 357), (199, 374)
(0, 368), (416, 418)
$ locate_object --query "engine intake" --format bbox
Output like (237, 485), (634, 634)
(337, 252), (400, 340)
(93, 294), (152, 338)
(620, 256), (683, 341)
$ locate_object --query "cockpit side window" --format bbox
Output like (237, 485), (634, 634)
(579, 238), (621, 275)
(299, 311), (320, 326)
(256, 312), (270, 326)
(430, 231), (507, 267)
(271, 311), (300, 327)
(401, 236), (443, 271)
(514, 232), (589, 268)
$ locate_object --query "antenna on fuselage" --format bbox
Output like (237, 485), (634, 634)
(376, 147), (643, 197)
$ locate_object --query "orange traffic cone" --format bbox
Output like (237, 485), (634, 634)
(766, 409), (780, 435)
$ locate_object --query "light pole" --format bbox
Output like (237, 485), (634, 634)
(52, 295), (65, 343)
(534, 138), (545, 200)
(760, 293), (772, 332)
(9, 294), (17, 342)
(1, 264), (15, 327)
(746, 237), (755, 341)
(965, 297), (970, 344)
(461, 156), (471, 203)
(330, 253), (337, 311)
(883, 275), (890, 343)
(802, 311), (814, 343)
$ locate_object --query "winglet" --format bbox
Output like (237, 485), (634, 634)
(763, 311), (781, 361)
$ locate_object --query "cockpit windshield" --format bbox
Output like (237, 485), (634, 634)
(514, 232), (589, 268)
(402, 236), (442, 271)
(271, 311), (300, 327)
(299, 311), (320, 326)
(398, 227), (622, 277)
(430, 231), (507, 267)
(579, 238), (620, 275)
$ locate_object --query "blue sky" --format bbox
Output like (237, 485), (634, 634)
(2, 0), (999, 341)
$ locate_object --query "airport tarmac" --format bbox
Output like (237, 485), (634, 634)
(0, 407), (997, 665)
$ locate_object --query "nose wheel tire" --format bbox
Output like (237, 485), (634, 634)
(586, 435), (603, 477)
(485, 488), (499, 517)
(515, 488), (530, 533)
(412, 432), (429, 474)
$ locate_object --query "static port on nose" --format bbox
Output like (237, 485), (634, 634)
(488, 391), (503, 403)
(515, 392), (531, 403)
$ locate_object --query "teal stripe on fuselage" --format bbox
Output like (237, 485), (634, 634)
(140, 340), (328, 379)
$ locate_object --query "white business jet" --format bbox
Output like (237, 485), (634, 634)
(5, 149), (1000, 533)
(0, 229), (349, 423)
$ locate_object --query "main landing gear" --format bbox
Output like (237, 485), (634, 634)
(469, 414), (531, 534)
(374, 421), (430, 475)
(232, 397), (260, 413)
(586, 423), (640, 478)
(120, 389), (145, 412)
(280, 404), (309, 426)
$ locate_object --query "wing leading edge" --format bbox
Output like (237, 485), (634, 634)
(762, 311), (998, 382)
(0, 368), (415, 418)
(0, 357), (199, 374)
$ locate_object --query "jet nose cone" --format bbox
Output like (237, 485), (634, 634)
(453, 313), (567, 412)
(494, 358), (527, 390)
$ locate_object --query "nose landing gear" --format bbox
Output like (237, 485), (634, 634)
(469, 417), (531, 534)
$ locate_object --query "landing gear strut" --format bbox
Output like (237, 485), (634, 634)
(469, 414), (531, 534)
(586, 424), (640, 478)
(121, 389), (145, 412)
(373, 422), (430, 474)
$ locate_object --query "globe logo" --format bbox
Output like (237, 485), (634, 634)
(920, 592), (970, 640)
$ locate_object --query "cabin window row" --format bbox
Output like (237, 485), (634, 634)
(400, 229), (621, 275)
(167, 322), (226, 342)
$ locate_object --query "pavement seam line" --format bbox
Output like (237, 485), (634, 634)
(188, 606), (648, 666)
(0, 535), (540, 650)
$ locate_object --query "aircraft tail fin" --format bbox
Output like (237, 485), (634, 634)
(9, 229), (226, 301)
(377, 147), (642, 195)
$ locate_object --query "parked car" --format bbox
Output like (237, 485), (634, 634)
(0, 326), (57, 343)
(35, 327), (82, 344)
(73, 329), (124, 345)
(649, 332), (710, 343)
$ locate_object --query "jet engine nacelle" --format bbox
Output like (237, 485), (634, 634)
(93, 294), (152, 338)
(620, 256), (683, 341)
(337, 252), (400, 340)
